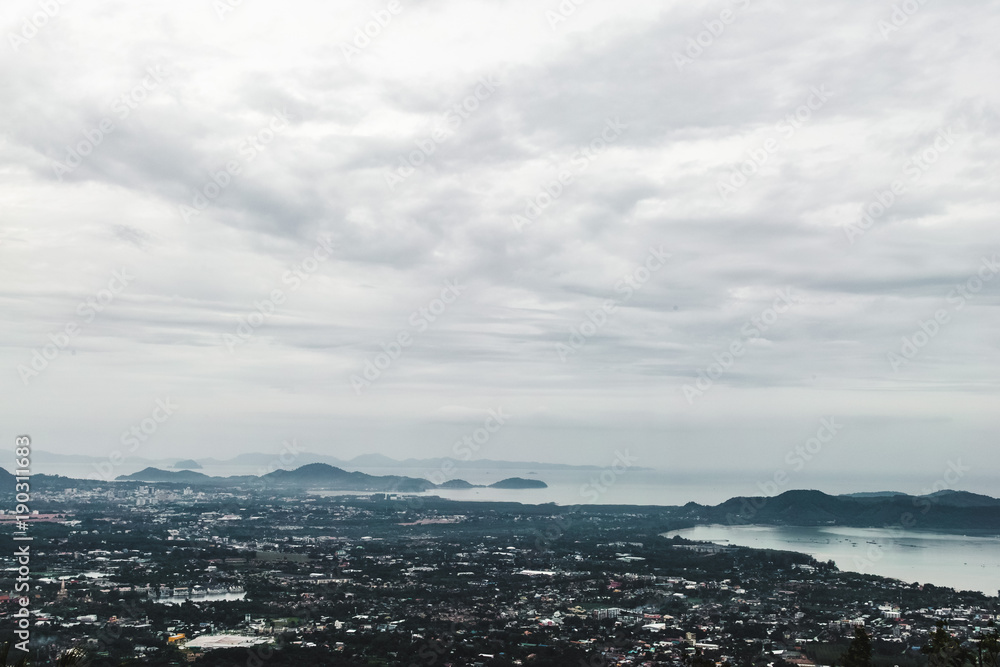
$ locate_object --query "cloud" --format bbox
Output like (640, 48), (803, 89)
(2, 0), (999, 479)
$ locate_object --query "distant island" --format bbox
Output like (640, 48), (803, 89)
(437, 477), (547, 490)
(437, 479), (476, 489)
(173, 459), (203, 469)
(489, 477), (547, 489)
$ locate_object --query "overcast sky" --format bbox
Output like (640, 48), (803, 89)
(3, 0), (999, 485)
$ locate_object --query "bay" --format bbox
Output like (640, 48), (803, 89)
(665, 524), (1000, 596)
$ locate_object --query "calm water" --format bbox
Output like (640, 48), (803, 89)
(665, 524), (1000, 596)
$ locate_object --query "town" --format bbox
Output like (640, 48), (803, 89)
(2, 479), (998, 666)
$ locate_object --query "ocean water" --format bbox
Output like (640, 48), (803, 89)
(404, 468), (736, 506)
(665, 524), (1000, 596)
(46, 461), (1000, 507)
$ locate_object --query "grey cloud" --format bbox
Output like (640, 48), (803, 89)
(2, 0), (999, 476)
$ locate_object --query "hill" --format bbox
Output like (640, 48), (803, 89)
(677, 489), (1000, 531)
(489, 477), (548, 489)
(922, 490), (1000, 508)
(118, 468), (213, 483)
(437, 479), (477, 489)
(260, 463), (434, 492)
(840, 491), (905, 498)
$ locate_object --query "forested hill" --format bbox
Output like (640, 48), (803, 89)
(675, 489), (1000, 531)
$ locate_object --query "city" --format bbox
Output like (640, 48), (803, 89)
(3, 476), (998, 666)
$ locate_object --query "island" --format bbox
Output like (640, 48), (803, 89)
(488, 477), (548, 489)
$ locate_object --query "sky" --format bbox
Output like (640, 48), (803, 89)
(2, 0), (999, 489)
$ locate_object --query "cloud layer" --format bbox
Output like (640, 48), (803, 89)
(3, 0), (999, 486)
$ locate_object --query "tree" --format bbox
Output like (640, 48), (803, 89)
(843, 627), (873, 667)
(687, 647), (715, 667)
(923, 623), (973, 667)
(0, 642), (28, 667)
(54, 648), (88, 667)
(975, 625), (1000, 667)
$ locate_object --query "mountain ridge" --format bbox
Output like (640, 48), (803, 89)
(677, 488), (1000, 530)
